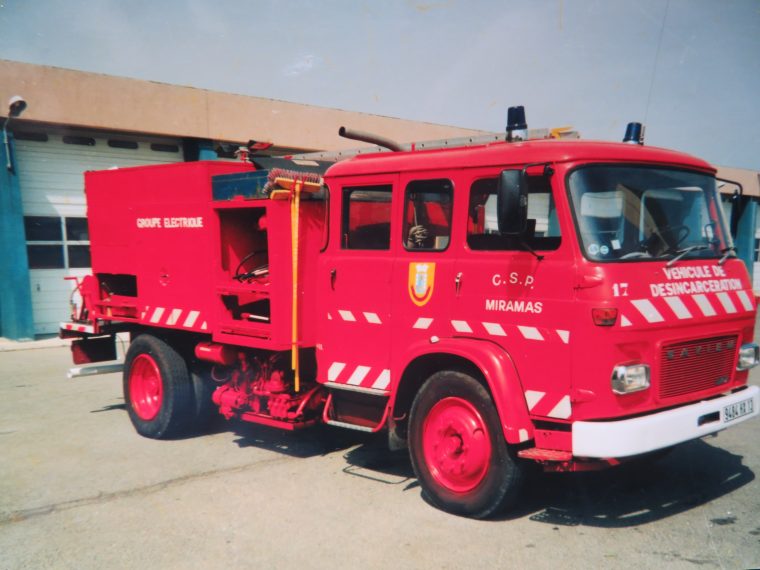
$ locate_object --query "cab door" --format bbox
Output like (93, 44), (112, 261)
(317, 175), (398, 392)
(452, 170), (576, 422)
(389, 175), (457, 375)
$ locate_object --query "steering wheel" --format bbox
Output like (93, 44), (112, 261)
(641, 225), (690, 256)
(620, 250), (652, 260)
(661, 225), (690, 249)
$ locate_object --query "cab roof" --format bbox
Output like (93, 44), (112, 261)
(324, 140), (715, 179)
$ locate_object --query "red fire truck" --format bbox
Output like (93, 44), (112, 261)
(61, 113), (760, 518)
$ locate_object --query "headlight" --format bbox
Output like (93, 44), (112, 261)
(737, 343), (759, 371)
(611, 364), (650, 395)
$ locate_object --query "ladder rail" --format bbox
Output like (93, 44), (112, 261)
(288, 128), (579, 163)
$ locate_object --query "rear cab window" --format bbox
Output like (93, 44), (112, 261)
(342, 185), (393, 250)
(403, 179), (453, 251)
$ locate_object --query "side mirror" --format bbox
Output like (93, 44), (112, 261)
(717, 179), (743, 239)
(729, 188), (741, 238)
(497, 169), (527, 235)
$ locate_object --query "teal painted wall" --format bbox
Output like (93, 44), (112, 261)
(0, 131), (35, 340)
(197, 140), (217, 160)
(182, 138), (217, 161)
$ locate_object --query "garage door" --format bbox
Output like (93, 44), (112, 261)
(14, 128), (184, 335)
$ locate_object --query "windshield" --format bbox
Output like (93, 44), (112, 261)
(568, 165), (733, 262)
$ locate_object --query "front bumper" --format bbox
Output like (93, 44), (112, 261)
(572, 385), (759, 458)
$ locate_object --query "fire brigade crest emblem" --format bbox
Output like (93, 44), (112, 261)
(409, 262), (436, 307)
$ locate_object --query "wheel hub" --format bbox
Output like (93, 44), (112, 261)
(422, 396), (492, 493)
(129, 354), (163, 420)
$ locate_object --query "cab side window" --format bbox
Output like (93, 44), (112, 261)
(403, 179), (453, 251)
(342, 185), (392, 250)
(467, 175), (561, 251)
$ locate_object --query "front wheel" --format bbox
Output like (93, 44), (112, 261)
(123, 334), (194, 439)
(408, 371), (524, 518)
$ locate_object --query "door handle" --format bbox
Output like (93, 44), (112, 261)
(455, 272), (463, 296)
(330, 268), (337, 290)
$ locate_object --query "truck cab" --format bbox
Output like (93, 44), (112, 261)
(317, 139), (759, 516)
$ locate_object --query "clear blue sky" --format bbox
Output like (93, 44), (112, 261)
(1, 0), (758, 169)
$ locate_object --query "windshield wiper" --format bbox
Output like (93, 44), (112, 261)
(718, 246), (737, 266)
(665, 244), (712, 267)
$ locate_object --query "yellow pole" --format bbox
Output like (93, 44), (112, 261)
(291, 179), (302, 392)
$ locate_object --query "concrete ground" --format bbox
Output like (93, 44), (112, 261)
(1, 342), (759, 569)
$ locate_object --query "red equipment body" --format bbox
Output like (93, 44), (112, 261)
(84, 161), (324, 350)
(63, 137), (760, 517)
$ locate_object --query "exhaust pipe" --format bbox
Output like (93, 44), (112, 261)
(338, 126), (403, 152)
(67, 362), (124, 379)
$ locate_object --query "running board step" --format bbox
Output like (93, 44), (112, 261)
(517, 448), (573, 462)
(322, 392), (390, 433)
(323, 382), (390, 397)
(323, 419), (378, 433)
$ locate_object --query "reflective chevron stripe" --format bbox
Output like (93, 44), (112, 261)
(524, 390), (572, 419)
(624, 290), (754, 326)
(326, 363), (392, 391)
(140, 306), (206, 330)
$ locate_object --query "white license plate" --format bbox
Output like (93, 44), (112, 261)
(723, 397), (754, 423)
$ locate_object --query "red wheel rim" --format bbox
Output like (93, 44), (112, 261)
(422, 397), (492, 493)
(128, 354), (163, 420)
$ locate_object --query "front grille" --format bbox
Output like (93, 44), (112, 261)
(659, 335), (738, 399)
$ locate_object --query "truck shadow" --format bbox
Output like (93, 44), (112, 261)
(509, 439), (755, 527)
(229, 423), (376, 459)
(335, 436), (754, 526)
(193, 417), (755, 526)
(341, 439), (416, 486)
(229, 424), (415, 482)
(90, 401), (127, 413)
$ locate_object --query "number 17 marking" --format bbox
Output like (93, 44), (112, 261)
(613, 283), (629, 297)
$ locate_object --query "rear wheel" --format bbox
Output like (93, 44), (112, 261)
(190, 363), (219, 431)
(123, 334), (194, 439)
(409, 371), (524, 518)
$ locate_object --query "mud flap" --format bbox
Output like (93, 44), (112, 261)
(71, 335), (117, 365)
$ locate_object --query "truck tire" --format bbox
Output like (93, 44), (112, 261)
(191, 364), (218, 431)
(123, 334), (194, 439)
(408, 370), (524, 519)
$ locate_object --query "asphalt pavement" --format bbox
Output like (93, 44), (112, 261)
(1, 341), (759, 569)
